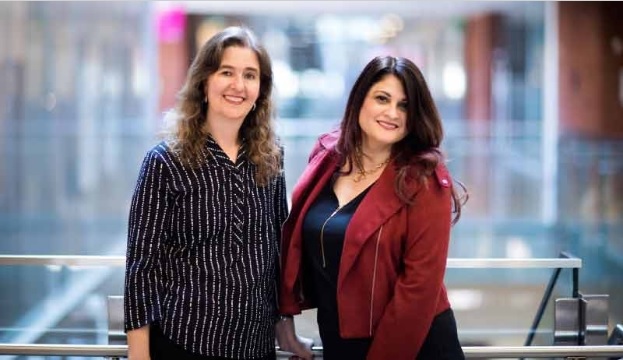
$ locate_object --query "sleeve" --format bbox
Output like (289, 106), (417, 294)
(278, 136), (326, 315)
(275, 146), (290, 243)
(123, 149), (170, 331)
(273, 146), (289, 317)
(366, 176), (453, 360)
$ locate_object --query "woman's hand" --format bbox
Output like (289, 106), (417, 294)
(127, 326), (151, 360)
(275, 316), (314, 360)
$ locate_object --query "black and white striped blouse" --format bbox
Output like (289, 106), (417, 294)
(124, 135), (288, 359)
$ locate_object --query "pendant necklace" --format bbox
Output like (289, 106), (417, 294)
(353, 158), (390, 183)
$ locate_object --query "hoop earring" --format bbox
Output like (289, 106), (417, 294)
(203, 97), (207, 104)
(251, 103), (256, 111)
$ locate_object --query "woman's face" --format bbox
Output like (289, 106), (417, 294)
(204, 46), (260, 125)
(358, 74), (408, 152)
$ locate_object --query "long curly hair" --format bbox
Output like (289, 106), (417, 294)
(162, 26), (281, 187)
(336, 56), (467, 224)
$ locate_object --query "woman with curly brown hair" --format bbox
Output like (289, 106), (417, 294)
(123, 26), (309, 360)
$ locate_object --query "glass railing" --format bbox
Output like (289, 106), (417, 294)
(3, 254), (623, 359)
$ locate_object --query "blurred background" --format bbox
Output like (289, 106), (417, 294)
(0, 1), (622, 358)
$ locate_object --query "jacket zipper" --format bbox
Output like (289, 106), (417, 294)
(369, 225), (383, 336)
(319, 206), (342, 268)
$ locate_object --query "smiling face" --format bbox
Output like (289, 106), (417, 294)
(358, 74), (409, 153)
(204, 45), (260, 125)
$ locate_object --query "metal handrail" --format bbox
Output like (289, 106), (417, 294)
(0, 255), (582, 269)
(0, 255), (126, 267)
(524, 251), (580, 350)
(0, 344), (622, 358)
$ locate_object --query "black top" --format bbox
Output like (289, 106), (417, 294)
(302, 175), (372, 360)
(124, 136), (288, 359)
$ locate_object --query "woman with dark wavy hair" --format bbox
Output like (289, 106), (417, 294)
(277, 56), (468, 359)
(124, 26), (309, 360)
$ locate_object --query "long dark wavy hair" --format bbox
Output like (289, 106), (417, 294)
(162, 26), (280, 186)
(336, 56), (467, 223)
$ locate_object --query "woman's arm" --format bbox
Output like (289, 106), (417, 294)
(124, 147), (171, 334)
(127, 325), (150, 360)
(278, 136), (327, 314)
(366, 175), (453, 360)
(274, 147), (313, 359)
(275, 316), (313, 360)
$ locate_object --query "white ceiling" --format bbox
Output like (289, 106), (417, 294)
(158, 1), (532, 18)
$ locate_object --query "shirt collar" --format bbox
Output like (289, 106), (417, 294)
(204, 134), (247, 168)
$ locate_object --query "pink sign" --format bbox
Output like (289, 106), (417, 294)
(157, 7), (186, 43)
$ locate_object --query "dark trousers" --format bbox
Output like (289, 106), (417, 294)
(320, 308), (464, 360)
(417, 308), (465, 360)
(149, 324), (276, 360)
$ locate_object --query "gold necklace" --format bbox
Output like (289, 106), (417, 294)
(352, 158), (390, 183)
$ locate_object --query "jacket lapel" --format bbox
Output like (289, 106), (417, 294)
(338, 162), (418, 286)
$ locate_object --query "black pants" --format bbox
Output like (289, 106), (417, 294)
(320, 308), (464, 360)
(149, 324), (276, 360)
(417, 308), (465, 360)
